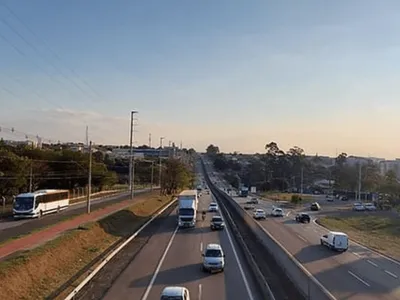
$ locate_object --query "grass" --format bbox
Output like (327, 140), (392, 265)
(318, 215), (400, 259)
(261, 192), (314, 203)
(0, 191), (175, 300)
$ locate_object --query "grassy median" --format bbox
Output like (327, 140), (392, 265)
(318, 215), (400, 259)
(0, 191), (175, 300)
(261, 192), (314, 203)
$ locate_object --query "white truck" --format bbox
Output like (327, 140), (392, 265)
(178, 190), (199, 228)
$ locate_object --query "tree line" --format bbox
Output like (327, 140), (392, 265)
(206, 143), (400, 202)
(0, 140), (196, 198)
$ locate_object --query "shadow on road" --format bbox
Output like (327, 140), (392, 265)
(294, 244), (341, 263)
(130, 263), (210, 287)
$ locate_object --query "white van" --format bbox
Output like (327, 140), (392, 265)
(320, 231), (348, 252)
(160, 286), (190, 300)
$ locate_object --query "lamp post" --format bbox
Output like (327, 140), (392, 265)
(159, 137), (165, 189)
(129, 110), (138, 200)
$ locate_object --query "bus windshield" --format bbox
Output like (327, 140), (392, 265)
(14, 197), (34, 210)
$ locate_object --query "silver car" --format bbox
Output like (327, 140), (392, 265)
(202, 243), (225, 273)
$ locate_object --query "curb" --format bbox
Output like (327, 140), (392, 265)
(313, 217), (400, 267)
(64, 198), (177, 300)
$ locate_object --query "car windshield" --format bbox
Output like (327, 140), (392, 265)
(210, 203), (217, 206)
(256, 210), (263, 213)
(212, 217), (222, 222)
(161, 296), (183, 300)
(13, 197), (34, 210)
(179, 208), (194, 216)
(205, 249), (222, 257)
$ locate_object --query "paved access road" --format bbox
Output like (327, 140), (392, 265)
(103, 192), (262, 300)
(232, 195), (400, 300)
(0, 188), (152, 243)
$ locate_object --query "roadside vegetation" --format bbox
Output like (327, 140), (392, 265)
(206, 143), (400, 209)
(0, 154), (195, 300)
(318, 215), (400, 259)
(0, 191), (175, 300)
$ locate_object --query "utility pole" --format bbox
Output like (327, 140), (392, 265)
(300, 166), (304, 195)
(159, 137), (165, 188)
(151, 161), (154, 191)
(149, 133), (152, 148)
(29, 162), (33, 192)
(129, 110), (138, 200)
(87, 141), (92, 214)
(357, 163), (362, 202)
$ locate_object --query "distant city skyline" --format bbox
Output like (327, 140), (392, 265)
(1, 1), (400, 158)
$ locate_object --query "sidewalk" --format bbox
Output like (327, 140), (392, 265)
(0, 196), (140, 261)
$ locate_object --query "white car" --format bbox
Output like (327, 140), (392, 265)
(271, 207), (284, 217)
(244, 203), (255, 210)
(208, 203), (218, 212)
(364, 203), (377, 211)
(202, 243), (225, 273)
(160, 286), (190, 300)
(253, 209), (266, 220)
(353, 203), (365, 211)
(320, 231), (348, 252)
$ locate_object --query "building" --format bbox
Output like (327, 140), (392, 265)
(110, 147), (172, 159)
(379, 159), (400, 178)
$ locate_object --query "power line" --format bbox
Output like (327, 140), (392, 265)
(0, 1), (105, 101)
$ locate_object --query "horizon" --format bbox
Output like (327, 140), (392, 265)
(1, 1), (400, 159)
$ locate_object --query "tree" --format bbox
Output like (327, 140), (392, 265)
(160, 158), (194, 195)
(213, 154), (228, 171)
(206, 144), (220, 156)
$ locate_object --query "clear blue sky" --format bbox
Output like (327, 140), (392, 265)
(0, 0), (400, 158)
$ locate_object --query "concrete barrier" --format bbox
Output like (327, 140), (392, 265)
(215, 185), (336, 300)
(200, 158), (336, 300)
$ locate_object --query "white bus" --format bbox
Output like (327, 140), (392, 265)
(13, 189), (70, 219)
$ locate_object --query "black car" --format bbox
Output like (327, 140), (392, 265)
(295, 213), (311, 223)
(210, 216), (225, 230)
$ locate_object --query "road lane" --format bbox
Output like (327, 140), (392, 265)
(104, 191), (260, 300)
(229, 194), (400, 299)
(0, 189), (152, 242)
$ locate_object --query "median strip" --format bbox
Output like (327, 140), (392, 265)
(0, 191), (175, 300)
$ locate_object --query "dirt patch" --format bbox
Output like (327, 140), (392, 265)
(0, 191), (175, 300)
(318, 215), (400, 260)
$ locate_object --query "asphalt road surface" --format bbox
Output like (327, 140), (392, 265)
(232, 195), (400, 300)
(0, 189), (151, 243)
(103, 192), (262, 300)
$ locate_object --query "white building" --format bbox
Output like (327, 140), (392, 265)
(379, 159), (400, 178)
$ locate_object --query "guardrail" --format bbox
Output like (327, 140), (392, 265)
(63, 198), (177, 300)
(201, 158), (336, 300)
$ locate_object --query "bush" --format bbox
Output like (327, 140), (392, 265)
(291, 194), (302, 204)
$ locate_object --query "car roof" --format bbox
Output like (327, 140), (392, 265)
(161, 286), (186, 296)
(256, 209), (264, 212)
(329, 231), (347, 236)
(210, 202), (217, 205)
(212, 215), (222, 219)
(206, 243), (222, 250)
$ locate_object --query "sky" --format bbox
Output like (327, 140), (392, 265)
(0, 1), (400, 158)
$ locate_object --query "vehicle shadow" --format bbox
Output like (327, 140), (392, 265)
(130, 263), (211, 287)
(283, 219), (299, 225)
(294, 244), (341, 263)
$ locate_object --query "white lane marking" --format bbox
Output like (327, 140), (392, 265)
(348, 271), (370, 287)
(367, 260), (378, 267)
(384, 270), (398, 279)
(286, 211), (291, 217)
(211, 195), (256, 300)
(200, 242), (203, 252)
(141, 226), (179, 300)
(352, 252), (361, 258)
(198, 283), (202, 300)
(297, 234), (307, 242)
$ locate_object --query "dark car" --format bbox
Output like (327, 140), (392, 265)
(210, 216), (225, 230)
(295, 213), (311, 223)
(310, 202), (321, 211)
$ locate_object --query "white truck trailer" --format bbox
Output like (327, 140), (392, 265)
(177, 190), (198, 228)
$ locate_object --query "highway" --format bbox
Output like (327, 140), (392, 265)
(102, 190), (262, 300)
(0, 188), (152, 243)
(210, 172), (400, 300)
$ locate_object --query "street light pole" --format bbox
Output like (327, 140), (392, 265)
(300, 166), (304, 195)
(129, 110), (138, 200)
(159, 137), (165, 189)
(151, 161), (154, 191)
(87, 141), (92, 214)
